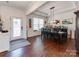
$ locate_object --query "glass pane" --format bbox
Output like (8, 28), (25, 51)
(13, 18), (21, 37)
(33, 24), (39, 30)
(39, 24), (43, 29)
(39, 19), (44, 29)
(33, 18), (44, 31)
(33, 18), (39, 30)
(33, 18), (39, 24)
(39, 19), (44, 24)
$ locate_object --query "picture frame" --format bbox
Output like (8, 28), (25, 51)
(62, 18), (73, 24)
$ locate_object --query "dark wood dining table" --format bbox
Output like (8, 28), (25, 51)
(41, 29), (67, 44)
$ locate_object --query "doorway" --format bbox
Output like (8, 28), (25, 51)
(11, 17), (22, 41)
(9, 17), (30, 51)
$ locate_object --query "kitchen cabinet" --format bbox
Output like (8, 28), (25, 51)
(0, 32), (9, 52)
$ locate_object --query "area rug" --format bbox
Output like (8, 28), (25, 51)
(10, 38), (31, 51)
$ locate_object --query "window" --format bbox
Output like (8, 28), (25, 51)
(13, 18), (21, 37)
(33, 18), (44, 31)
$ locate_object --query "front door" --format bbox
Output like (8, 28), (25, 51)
(11, 17), (22, 41)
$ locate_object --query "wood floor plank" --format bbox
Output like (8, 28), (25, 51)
(0, 36), (77, 57)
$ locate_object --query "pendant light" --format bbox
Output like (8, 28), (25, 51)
(49, 6), (56, 24)
(50, 7), (55, 21)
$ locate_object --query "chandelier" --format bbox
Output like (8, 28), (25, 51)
(49, 6), (59, 24)
(49, 6), (55, 24)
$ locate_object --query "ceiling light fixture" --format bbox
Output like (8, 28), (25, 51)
(49, 6), (55, 24)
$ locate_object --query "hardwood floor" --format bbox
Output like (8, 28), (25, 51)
(0, 36), (76, 57)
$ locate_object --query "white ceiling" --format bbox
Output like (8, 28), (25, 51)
(0, 1), (79, 16)
(35, 1), (77, 16)
(0, 1), (40, 11)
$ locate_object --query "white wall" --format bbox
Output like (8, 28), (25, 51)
(0, 5), (27, 52)
(0, 5), (27, 41)
(53, 10), (76, 39)
(27, 14), (47, 37)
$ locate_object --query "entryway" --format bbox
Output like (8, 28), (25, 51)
(9, 17), (30, 51)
